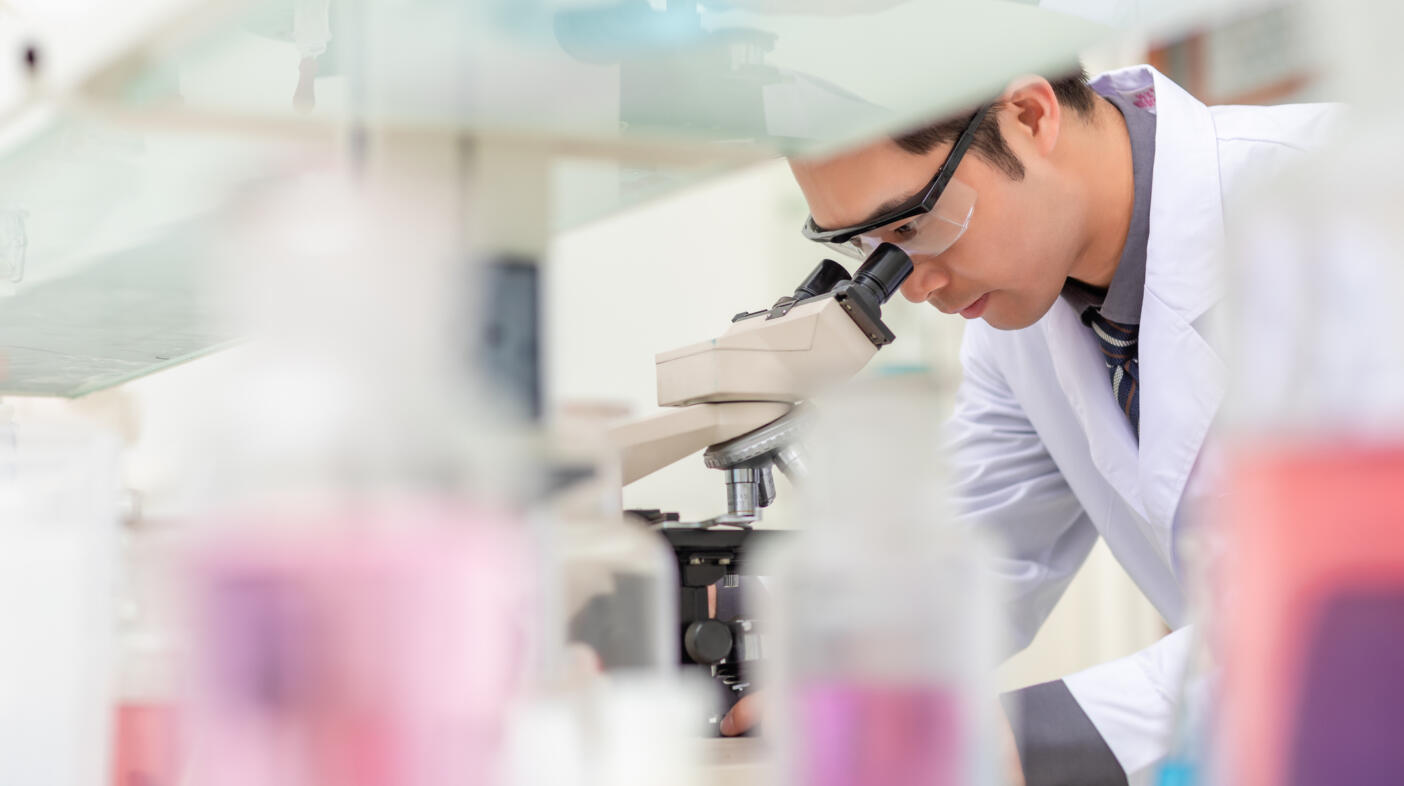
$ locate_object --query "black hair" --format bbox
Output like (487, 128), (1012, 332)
(891, 68), (1097, 181)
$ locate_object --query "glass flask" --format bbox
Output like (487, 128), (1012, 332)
(175, 174), (541, 786)
(1214, 3), (1404, 783)
(502, 403), (700, 786)
(762, 376), (1000, 786)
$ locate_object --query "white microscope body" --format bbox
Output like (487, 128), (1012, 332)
(610, 245), (914, 523)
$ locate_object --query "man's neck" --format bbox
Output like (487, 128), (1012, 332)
(1066, 96), (1135, 289)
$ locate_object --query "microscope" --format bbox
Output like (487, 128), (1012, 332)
(611, 243), (914, 730)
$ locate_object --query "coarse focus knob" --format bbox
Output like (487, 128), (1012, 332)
(684, 619), (734, 665)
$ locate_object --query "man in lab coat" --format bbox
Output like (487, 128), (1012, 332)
(722, 64), (1336, 784)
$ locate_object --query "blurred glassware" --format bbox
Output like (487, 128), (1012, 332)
(500, 402), (702, 786)
(0, 208), (28, 288)
(761, 375), (1000, 786)
(1152, 525), (1220, 786)
(545, 402), (677, 676)
(1214, 3), (1404, 784)
(0, 417), (122, 786)
(174, 166), (543, 786)
(186, 509), (536, 786)
(111, 521), (186, 786)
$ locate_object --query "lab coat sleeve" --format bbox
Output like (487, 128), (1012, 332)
(948, 329), (1193, 785)
(1061, 625), (1195, 785)
(944, 326), (1101, 656)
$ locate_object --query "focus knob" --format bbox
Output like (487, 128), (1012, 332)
(684, 619), (734, 665)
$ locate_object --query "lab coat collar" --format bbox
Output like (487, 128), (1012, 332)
(1091, 65), (1226, 324)
(1067, 66), (1227, 543)
(1133, 66), (1227, 536)
(1043, 298), (1149, 520)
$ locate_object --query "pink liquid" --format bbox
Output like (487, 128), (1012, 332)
(112, 702), (182, 786)
(188, 502), (534, 786)
(794, 682), (964, 786)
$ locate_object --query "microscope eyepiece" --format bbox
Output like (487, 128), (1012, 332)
(793, 258), (852, 301)
(851, 243), (914, 305)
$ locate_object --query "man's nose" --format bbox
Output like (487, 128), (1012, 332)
(899, 258), (950, 303)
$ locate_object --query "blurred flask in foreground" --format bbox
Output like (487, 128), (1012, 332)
(501, 402), (701, 786)
(1215, 3), (1404, 783)
(544, 403), (676, 676)
(0, 414), (121, 786)
(112, 513), (185, 786)
(762, 375), (999, 786)
(0, 208), (27, 292)
(174, 170), (541, 786)
(188, 510), (534, 786)
(1153, 525), (1221, 786)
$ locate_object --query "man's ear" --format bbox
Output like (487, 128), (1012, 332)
(1000, 75), (1061, 158)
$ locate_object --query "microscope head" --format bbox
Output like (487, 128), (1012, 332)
(654, 243), (914, 408)
(610, 244), (912, 507)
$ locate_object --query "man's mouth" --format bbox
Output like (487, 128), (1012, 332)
(957, 293), (990, 319)
(932, 292), (990, 318)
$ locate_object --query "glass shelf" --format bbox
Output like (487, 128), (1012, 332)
(4, 0), (1124, 397)
(0, 110), (294, 397)
(0, 219), (240, 397)
(87, 0), (1110, 158)
(79, 0), (1119, 232)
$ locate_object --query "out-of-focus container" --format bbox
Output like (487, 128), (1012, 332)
(1214, 4), (1404, 781)
(762, 378), (999, 786)
(500, 403), (700, 786)
(173, 173), (545, 786)
(185, 505), (535, 786)
(544, 403), (677, 676)
(0, 417), (122, 786)
(112, 523), (186, 786)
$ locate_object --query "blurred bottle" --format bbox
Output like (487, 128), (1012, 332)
(502, 402), (701, 786)
(176, 172), (541, 786)
(0, 208), (27, 292)
(543, 402), (676, 676)
(1153, 519), (1221, 786)
(111, 516), (185, 786)
(187, 508), (534, 786)
(762, 375), (999, 786)
(0, 416), (122, 786)
(1213, 3), (1404, 784)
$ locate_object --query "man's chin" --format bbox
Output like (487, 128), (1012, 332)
(979, 293), (1066, 331)
(978, 307), (1042, 332)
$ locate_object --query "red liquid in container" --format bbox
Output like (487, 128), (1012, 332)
(112, 702), (182, 786)
(1219, 444), (1404, 786)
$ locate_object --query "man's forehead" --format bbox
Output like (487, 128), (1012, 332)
(790, 135), (906, 170)
(789, 139), (942, 230)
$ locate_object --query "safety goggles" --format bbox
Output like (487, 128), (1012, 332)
(802, 104), (990, 261)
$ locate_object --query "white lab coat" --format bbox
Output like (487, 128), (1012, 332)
(945, 65), (1337, 782)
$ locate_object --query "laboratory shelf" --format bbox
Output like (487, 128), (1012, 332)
(74, 0), (1119, 231)
(0, 220), (240, 398)
(84, 0), (1111, 160)
(0, 109), (299, 397)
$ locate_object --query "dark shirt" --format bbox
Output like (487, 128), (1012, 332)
(1060, 92), (1156, 326)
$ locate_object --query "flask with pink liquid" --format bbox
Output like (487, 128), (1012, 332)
(761, 379), (1000, 786)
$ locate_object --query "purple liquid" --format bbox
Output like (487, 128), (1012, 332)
(795, 682), (964, 786)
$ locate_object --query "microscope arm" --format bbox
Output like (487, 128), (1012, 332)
(609, 401), (792, 485)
